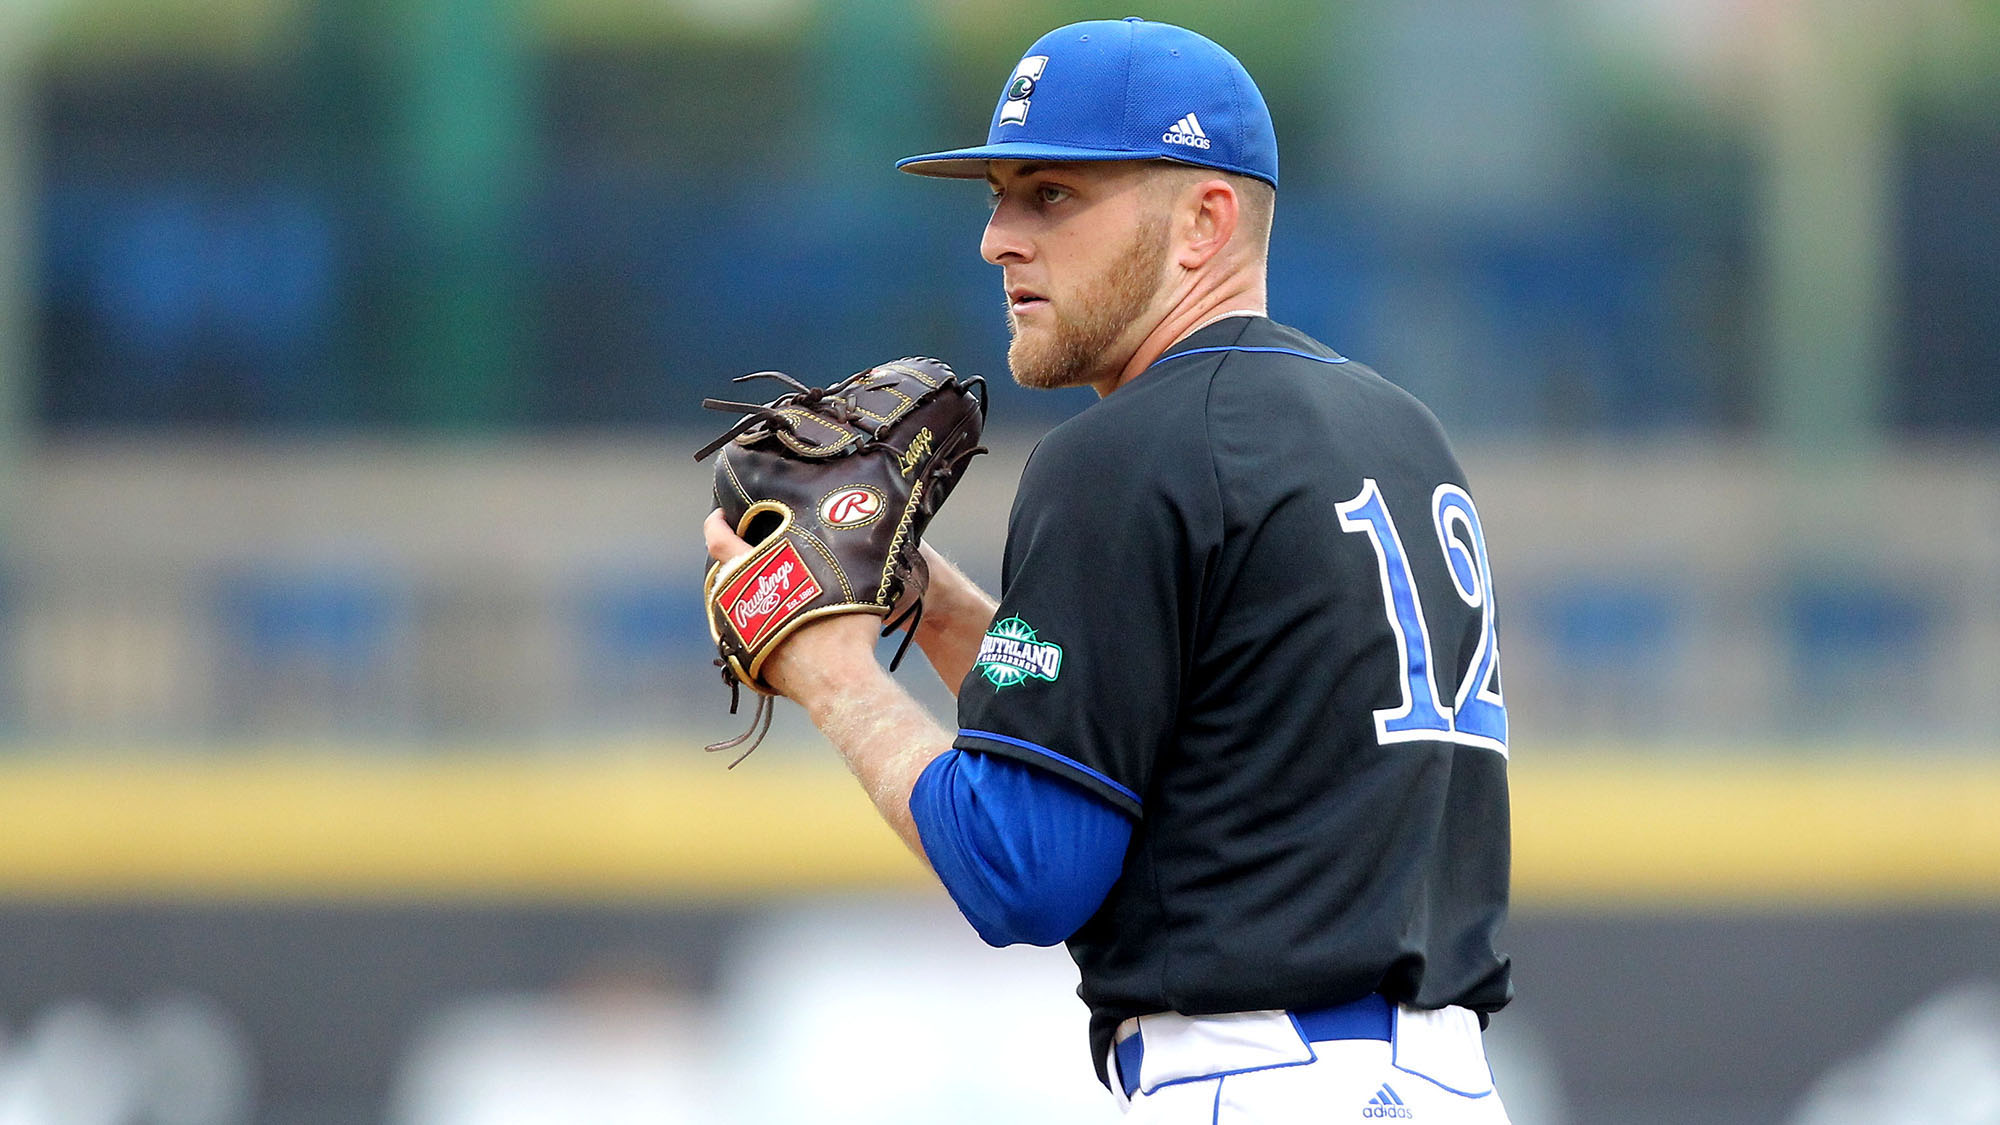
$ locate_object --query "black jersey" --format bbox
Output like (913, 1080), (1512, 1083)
(953, 315), (1513, 1078)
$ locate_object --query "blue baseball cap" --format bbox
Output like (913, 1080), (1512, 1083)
(897, 17), (1278, 187)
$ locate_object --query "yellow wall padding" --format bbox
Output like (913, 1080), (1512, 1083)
(0, 749), (1995, 906)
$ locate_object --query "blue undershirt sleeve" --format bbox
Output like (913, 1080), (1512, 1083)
(909, 748), (1135, 948)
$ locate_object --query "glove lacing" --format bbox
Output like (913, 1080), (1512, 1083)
(703, 666), (773, 768)
(693, 370), (878, 462)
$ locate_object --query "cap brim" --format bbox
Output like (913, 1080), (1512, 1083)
(897, 141), (1165, 179)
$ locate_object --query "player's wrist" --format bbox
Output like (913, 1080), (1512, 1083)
(761, 613), (887, 704)
(912, 549), (996, 635)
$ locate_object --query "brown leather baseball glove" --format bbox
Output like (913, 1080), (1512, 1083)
(693, 357), (987, 762)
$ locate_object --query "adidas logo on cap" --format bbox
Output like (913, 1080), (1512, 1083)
(1163, 112), (1211, 150)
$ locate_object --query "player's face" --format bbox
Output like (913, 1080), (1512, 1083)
(982, 161), (1176, 391)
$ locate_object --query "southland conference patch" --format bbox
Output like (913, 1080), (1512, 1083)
(974, 616), (1063, 688)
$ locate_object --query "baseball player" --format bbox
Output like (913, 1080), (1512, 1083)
(702, 18), (1514, 1122)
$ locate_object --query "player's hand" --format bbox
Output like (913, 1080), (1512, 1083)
(703, 508), (752, 565)
(702, 509), (879, 699)
(711, 527), (962, 630)
(707, 505), (944, 631)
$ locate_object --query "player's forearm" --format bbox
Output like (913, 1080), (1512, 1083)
(771, 639), (954, 861)
(912, 547), (999, 694)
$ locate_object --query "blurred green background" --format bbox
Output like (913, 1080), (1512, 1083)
(0, 1), (1998, 1123)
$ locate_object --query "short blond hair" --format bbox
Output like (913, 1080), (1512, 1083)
(1228, 173), (1275, 255)
(1145, 162), (1274, 257)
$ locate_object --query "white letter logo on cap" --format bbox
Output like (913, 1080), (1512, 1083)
(999, 56), (1048, 126)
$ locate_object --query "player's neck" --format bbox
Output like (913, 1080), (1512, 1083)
(1097, 268), (1267, 396)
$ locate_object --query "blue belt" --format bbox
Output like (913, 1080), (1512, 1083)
(1116, 993), (1392, 1099)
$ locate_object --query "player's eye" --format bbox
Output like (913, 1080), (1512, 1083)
(1035, 184), (1070, 205)
(985, 187), (1003, 212)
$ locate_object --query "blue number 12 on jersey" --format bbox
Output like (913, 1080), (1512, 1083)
(1335, 478), (1509, 757)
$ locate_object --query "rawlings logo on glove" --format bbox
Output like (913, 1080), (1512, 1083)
(721, 548), (820, 644)
(694, 357), (987, 762)
(820, 487), (883, 528)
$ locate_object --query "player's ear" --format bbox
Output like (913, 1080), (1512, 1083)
(1176, 178), (1239, 270)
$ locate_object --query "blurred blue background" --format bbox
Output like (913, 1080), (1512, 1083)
(0, 1), (1997, 1124)
(11, 0), (1997, 437)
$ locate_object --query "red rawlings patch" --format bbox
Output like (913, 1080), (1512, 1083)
(719, 541), (822, 648)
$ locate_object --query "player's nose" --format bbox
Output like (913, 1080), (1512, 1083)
(980, 202), (1031, 265)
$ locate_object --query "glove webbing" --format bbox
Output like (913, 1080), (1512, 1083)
(691, 369), (880, 462)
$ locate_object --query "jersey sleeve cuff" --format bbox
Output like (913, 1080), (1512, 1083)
(953, 728), (1144, 819)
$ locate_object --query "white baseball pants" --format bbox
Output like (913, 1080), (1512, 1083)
(1109, 1005), (1512, 1124)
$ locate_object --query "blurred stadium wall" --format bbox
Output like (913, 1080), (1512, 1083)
(0, 1), (1997, 1123)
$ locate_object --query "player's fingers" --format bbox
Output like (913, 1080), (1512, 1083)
(704, 508), (752, 564)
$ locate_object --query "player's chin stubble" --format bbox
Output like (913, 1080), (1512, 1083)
(1006, 216), (1170, 390)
